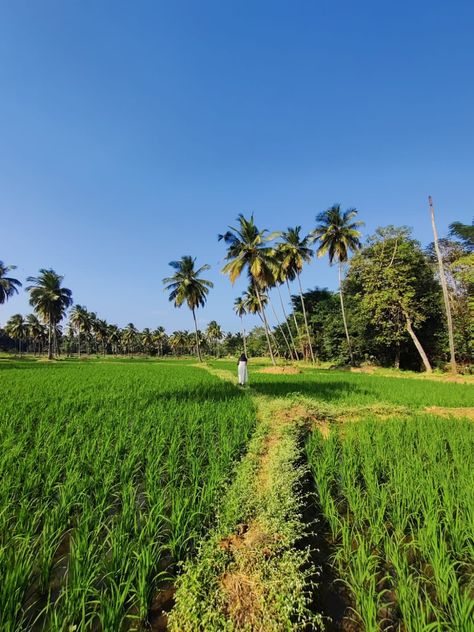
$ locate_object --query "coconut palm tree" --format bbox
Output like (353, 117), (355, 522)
(219, 214), (279, 365)
(310, 204), (364, 366)
(87, 312), (99, 354)
(233, 296), (248, 356)
(265, 268), (297, 360)
(278, 227), (315, 362)
(26, 269), (73, 360)
(69, 304), (90, 358)
(206, 320), (223, 357)
(243, 284), (269, 316)
(141, 328), (154, 355)
(122, 323), (138, 355)
(107, 324), (121, 355)
(163, 256), (213, 362)
(449, 220), (474, 249)
(170, 330), (188, 356)
(242, 285), (280, 356)
(0, 261), (22, 305)
(272, 255), (300, 359)
(93, 318), (109, 356)
(26, 314), (46, 355)
(5, 314), (27, 354)
(153, 326), (167, 356)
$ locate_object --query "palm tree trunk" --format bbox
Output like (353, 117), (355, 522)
(338, 263), (354, 366)
(286, 279), (304, 357)
(192, 308), (202, 362)
(47, 321), (53, 360)
(429, 196), (456, 373)
(297, 272), (315, 363)
(268, 294), (294, 359)
(240, 316), (248, 356)
(277, 284), (299, 359)
(78, 331), (81, 359)
(404, 314), (432, 373)
(255, 284), (276, 365)
(257, 311), (281, 357)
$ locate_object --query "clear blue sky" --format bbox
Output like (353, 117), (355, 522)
(1, 1), (473, 332)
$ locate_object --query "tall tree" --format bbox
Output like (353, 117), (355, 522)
(243, 284), (269, 316)
(219, 214), (279, 365)
(26, 269), (73, 360)
(311, 205), (363, 366)
(278, 227), (315, 362)
(94, 318), (109, 356)
(449, 220), (474, 249)
(206, 320), (223, 357)
(264, 273), (295, 360)
(429, 196), (456, 373)
(0, 261), (22, 305)
(141, 328), (154, 355)
(243, 285), (281, 356)
(426, 237), (473, 365)
(233, 297), (248, 356)
(153, 326), (167, 357)
(26, 313), (46, 355)
(170, 330), (189, 356)
(69, 304), (89, 358)
(273, 255), (300, 359)
(107, 324), (121, 355)
(122, 323), (138, 355)
(163, 256), (213, 362)
(5, 314), (27, 354)
(347, 227), (437, 373)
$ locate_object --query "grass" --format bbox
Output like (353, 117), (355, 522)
(0, 359), (255, 630)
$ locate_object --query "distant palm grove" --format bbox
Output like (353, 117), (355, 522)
(1, 206), (473, 372)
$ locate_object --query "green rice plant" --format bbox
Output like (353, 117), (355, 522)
(212, 359), (474, 408)
(306, 413), (474, 630)
(342, 535), (386, 631)
(0, 359), (256, 630)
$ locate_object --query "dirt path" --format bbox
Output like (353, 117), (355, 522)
(424, 406), (474, 420)
(167, 365), (323, 631)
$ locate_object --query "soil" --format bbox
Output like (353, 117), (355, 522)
(149, 586), (176, 631)
(425, 406), (474, 420)
(258, 366), (302, 375)
(299, 469), (360, 632)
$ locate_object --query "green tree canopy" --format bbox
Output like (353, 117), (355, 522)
(0, 261), (22, 305)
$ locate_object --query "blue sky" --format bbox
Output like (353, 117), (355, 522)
(1, 1), (473, 332)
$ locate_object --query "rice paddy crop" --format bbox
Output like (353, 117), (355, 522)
(306, 415), (474, 630)
(0, 359), (255, 630)
(240, 366), (473, 408)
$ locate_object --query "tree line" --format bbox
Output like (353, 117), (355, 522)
(1, 204), (472, 371)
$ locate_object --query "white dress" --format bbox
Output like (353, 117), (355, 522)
(238, 361), (248, 385)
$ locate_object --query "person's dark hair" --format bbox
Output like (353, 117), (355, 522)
(239, 353), (247, 362)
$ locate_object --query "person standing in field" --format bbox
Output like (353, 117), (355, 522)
(237, 353), (248, 386)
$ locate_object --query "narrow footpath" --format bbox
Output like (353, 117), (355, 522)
(167, 364), (324, 631)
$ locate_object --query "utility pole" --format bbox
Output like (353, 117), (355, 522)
(429, 195), (457, 373)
